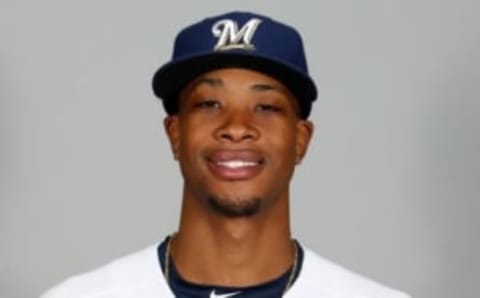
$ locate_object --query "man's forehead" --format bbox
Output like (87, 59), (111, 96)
(178, 68), (301, 115)
(181, 68), (290, 93)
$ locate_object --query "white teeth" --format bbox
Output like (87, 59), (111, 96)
(216, 160), (258, 169)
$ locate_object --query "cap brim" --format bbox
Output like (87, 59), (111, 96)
(152, 51), (317, 118)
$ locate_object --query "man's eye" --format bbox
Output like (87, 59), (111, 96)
(194, 100), (221, 109)
(256, 104), (282, 113)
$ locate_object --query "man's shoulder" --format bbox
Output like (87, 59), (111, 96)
(40, 244), (170, 298)
(287, 245), (410, 298)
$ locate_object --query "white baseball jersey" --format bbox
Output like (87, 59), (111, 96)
(41, 243), (410, 298)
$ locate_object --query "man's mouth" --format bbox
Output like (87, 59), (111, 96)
(207, 151), (264, 180)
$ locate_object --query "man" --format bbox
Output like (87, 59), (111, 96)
(42, 11), (410, 298)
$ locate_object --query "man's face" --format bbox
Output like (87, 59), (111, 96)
(165, 68), (313, 217)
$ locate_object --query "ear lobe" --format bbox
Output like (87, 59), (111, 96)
(295, 120), (314, 164)
(164, 116), (180, 160)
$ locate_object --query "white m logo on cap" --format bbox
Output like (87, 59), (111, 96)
(212, 18), (262, 51)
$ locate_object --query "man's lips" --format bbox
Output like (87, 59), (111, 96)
(206, 150), (264, 181)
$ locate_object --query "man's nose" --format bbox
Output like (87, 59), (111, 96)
(214, 110), (260, 143)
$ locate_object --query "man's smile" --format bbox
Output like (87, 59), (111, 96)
(206, 150), (265, 181)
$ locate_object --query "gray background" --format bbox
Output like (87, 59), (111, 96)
(1, 1), (479, 297)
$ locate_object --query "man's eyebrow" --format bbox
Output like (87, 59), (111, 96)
(251, 83), (276, 91)
(180, 77), (223, 98)
(250, 83), (291, 97)
(191, 77), (224, 88)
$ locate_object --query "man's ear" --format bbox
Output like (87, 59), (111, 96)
(164, 116), (180, 160)
(295, 120), (314, 164)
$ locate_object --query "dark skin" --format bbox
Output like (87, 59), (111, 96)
(164, 68), (314, 287)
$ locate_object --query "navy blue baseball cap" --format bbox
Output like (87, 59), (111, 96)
(152, 11), (317, 118)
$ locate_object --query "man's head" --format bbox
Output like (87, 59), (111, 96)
(164, 68), (313, 217)
(152, 12), (317, 218)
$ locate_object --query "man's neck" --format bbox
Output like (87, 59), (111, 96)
(170, 194), (294, 287)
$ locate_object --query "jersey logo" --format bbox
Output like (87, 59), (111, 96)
(209, 290), (241, 298)
(212, 18), (262, 51)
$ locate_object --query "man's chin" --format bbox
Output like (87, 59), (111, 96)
(207, 196), (262, 218)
